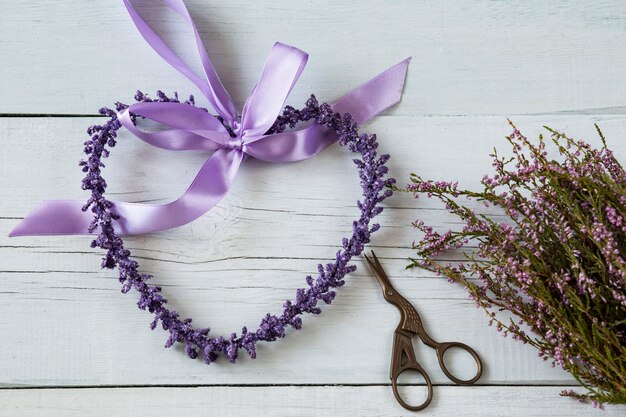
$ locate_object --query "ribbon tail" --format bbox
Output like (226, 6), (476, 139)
(244, 58), (411, 163)
(123, 0), (237, 122)
(10, 149), (243, 236)
(9, 200), (95, 237)
(331, 57), (411, 125)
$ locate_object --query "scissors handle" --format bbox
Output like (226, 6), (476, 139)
(435, 341), (483, 385)
(390, 331), (433, 411)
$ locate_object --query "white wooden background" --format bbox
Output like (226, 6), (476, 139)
(1, 1), (625, 415)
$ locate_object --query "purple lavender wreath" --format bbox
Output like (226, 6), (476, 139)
(82, 91), (394, 364)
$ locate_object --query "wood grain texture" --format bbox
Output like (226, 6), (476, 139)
(1, 386), (623, 417)
(2, 115), (625, 390)
(2, 1), (626, 115)
(3, 1), (626, 415)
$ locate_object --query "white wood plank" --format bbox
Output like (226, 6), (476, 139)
(1, 386), (623, 417)
(1, 115), (623, 387)
(2, 1), (626, 115)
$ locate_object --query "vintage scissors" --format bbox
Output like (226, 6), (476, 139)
(364, 251), (483, 411)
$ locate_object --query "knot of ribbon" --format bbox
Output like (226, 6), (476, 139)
(10, 0), (409, 237)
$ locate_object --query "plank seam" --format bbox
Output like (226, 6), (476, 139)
(0, 383), (581, 390)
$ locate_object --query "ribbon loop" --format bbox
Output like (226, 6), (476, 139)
(239, 43), (309, 139)
(9, 0), (410, 237)
(118, 102), (231, 151)
(244, 124), (336, 163)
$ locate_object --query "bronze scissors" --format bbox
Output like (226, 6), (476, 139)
(364, 251), (483, 411)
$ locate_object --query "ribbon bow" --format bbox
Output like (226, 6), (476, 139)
(10, 0), (409, 237)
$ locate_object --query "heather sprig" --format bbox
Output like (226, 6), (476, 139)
(403, 121), (626, 406)
(81, 91), (393, 364)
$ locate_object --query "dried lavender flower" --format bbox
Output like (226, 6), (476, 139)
(82, 91), (394, 364)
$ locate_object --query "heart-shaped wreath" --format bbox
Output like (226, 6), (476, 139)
(82, 91), (393, 363)
(10, 0), (407, 365)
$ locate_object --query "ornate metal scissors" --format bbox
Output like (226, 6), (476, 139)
(364, 251), (483, 411)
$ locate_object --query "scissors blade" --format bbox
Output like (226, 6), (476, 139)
(364, 251), (396, 295)
(365, 251), (425, 336)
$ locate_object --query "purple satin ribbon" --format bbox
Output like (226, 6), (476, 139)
(10, 0), (409, 237)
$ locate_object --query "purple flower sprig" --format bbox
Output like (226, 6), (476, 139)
(402, 121), (626, 407)
(80, 91), (394, 364)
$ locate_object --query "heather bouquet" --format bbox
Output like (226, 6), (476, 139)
(403, 122), (626, 406)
